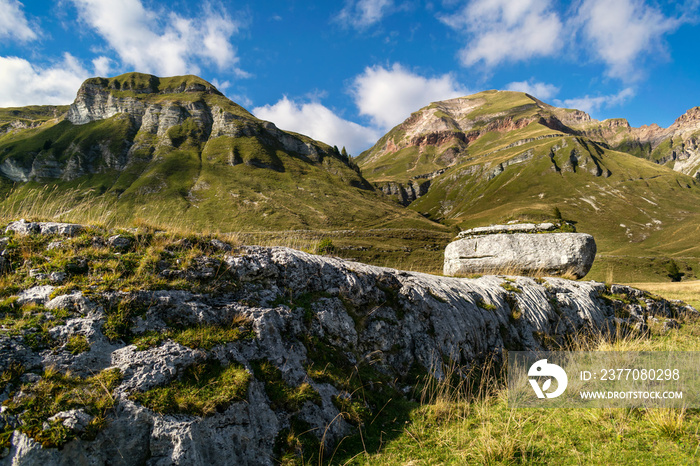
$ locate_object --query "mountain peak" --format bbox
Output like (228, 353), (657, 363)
(66, 72), (246, 126)
(671, 106), (700, 129)
(81, 72), (222, 97)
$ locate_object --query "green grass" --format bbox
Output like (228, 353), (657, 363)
(0, 224), (240, 301)
(132, 318), (255, 351)
(0, 132), (444, 237)
(327, 305), (700, 465)
(1, 367), (122, 448)
(130, 360), (250, 416)
(343, 395), (700, 465)
(251, 359), (321, 411)
(65, 335), (90, 354)
(0, 105), (68, 124)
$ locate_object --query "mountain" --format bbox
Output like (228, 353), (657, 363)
(0, 73), (440, 234)
(575, 106), (700, 177)
(356, 90), (700, 281)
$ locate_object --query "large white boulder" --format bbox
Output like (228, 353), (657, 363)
(444, 232), (597, 278)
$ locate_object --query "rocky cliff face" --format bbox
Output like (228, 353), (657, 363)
(0, 73), (348, 184)
(0, 222), (691, 465)
(570, 106), (700, 178)
(66, 76), (223, 126)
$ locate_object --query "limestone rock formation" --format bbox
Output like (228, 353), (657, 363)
(0, 222), (691, 465)
(444, 232), (597, 278)
(5, 219), (84, 236)
(458, 222), (557, 237)
(0, 74), (348, 184)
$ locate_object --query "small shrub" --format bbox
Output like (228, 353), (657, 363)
(667, 260), (684, 282)
(552, 206), (562, 220)
(315, 238), (335, 255)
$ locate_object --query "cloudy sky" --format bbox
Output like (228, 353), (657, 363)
(1, 0), (699, 154)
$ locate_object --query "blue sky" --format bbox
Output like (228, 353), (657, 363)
(1, 0), (699, 155)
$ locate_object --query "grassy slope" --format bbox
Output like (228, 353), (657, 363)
(356, 91), (552, 184)
(415, 139), (700, 281)
(0, 74), (446, 234)
(357, 91), (700, 282)
(0, 105), (69, 124)
(0, 74), (450, 271)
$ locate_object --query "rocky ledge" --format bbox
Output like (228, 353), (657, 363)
(457, 222), (559, 238)
(0, 222), (691, 465)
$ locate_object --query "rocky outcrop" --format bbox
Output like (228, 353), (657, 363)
(376, 179), (431, 205)
(3, 220), (689, 464)
(459, 222), (557, 237)
(66, 75), (223, 126)
(444, 233), (597, 278)
(5, 219), (84, 236)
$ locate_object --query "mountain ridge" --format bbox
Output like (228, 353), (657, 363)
(358, 90), (700, 183)
(356, 89), (700, 281)
(4, 76), (700, 280)
(0, 72), (442, 236)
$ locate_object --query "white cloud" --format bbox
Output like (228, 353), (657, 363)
(71, 0), (244, 77)
(253, 65), (470, 154)
(0, 54), (89, 106)
(336, 0), (393, 29)
(557, 88), (635, 114)
(440, 0), (563, 67)
(211, 79), (231, 92)
(92, 56), (113, 76)
(505, 80), (560, 100)
(337, 0), (393, 28)
(0, 0), (37, 42)
(351, 63), (469, 130)
(575, 0), (680, 80)
(253, 97), (380, 156)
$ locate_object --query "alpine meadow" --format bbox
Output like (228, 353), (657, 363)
(2, 0), (700, 465)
